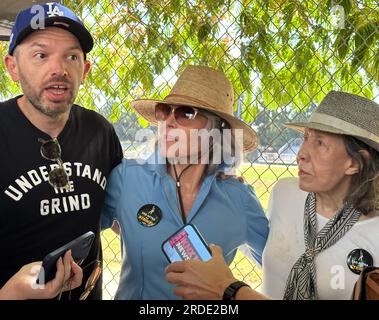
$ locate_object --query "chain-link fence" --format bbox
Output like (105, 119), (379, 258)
(0, 0), (378, 299)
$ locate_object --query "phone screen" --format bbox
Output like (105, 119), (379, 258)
(162, 224), (212, 263)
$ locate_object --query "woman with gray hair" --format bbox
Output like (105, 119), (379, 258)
(101, 65), (269, 299)
(166, 90), (379, 300)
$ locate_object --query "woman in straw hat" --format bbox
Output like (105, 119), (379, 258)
(166, 90), (379, 300)
(101, 65), (269, 299)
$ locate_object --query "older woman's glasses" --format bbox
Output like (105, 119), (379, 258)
(155, 104), (204, 126)
(38, 138), (70, 189)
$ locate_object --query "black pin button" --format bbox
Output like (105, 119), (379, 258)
(346, 248), (373, 275)
(137, 204), (162, 227)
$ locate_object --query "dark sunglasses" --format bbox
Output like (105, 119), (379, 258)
(38, 138), (70, 189)
(155, 104), (205, 126)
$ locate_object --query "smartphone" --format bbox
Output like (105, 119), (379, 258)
(161, 224), (212, 263)
(37, 231), (95, 284)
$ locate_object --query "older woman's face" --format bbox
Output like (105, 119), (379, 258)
(296, 129), (356, 193)
(158, 105), (209, 162)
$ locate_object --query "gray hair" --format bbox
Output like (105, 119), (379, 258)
(202, 111), (240, 176)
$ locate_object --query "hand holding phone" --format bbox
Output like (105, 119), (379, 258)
(37, 231), (95, 284)
(161, 224), (212, 263)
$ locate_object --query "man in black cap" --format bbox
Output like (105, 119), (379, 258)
(0, 2), (123, 300)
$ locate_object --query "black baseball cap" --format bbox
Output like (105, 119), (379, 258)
(8, 2), (93, 55)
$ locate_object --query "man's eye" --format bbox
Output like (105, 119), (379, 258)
(69, 55), (78, 61)
(35, 53), (45, 59)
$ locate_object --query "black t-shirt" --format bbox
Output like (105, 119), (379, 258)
(0, 96), (123, 300)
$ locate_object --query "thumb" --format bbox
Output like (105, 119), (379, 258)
(209, 244), (223, 258)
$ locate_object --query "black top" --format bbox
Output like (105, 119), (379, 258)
(0, 96), (123, 300)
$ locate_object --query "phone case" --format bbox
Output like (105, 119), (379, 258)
(161, 224), (212, 263)
(37, 231), (95, 284)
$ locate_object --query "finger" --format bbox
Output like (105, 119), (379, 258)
(55, 257), (65, 282)
(43, 257), (64, 297)
(62, 250), (73, 283)
(166, 271), (186, 285)
(165, 261), (187, 274)
(209, 244), (223, 257)
(68, 261), (83, 290)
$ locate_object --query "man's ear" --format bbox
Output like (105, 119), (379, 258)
(81, 60), (91, 84)
(4, 54), (20, 82)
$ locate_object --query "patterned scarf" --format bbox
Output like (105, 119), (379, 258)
(283, 192), (361, 300)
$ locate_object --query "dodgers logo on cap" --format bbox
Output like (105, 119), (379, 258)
(45, 2), (64, 17)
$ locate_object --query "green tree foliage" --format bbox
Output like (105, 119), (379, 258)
(254, 103), (315, 151)
(0, 0), (378, 126)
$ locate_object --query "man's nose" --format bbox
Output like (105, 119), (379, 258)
(50, 57), (68, 77)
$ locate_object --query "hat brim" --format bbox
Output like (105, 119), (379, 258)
(284, 122), (379, 152)
(12, 16), (93, 54)
(130, 99), (259, 152)
(284, 121), (351, 135)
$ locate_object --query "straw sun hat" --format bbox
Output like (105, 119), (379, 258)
(130, 65), (259, 152)
(285, 91), (379, 152)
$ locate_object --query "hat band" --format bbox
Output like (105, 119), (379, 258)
(165, 94), (229, 115)
(309, 113), (379, 144)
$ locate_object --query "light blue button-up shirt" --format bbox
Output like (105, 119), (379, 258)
(102, 154), (269, 299)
